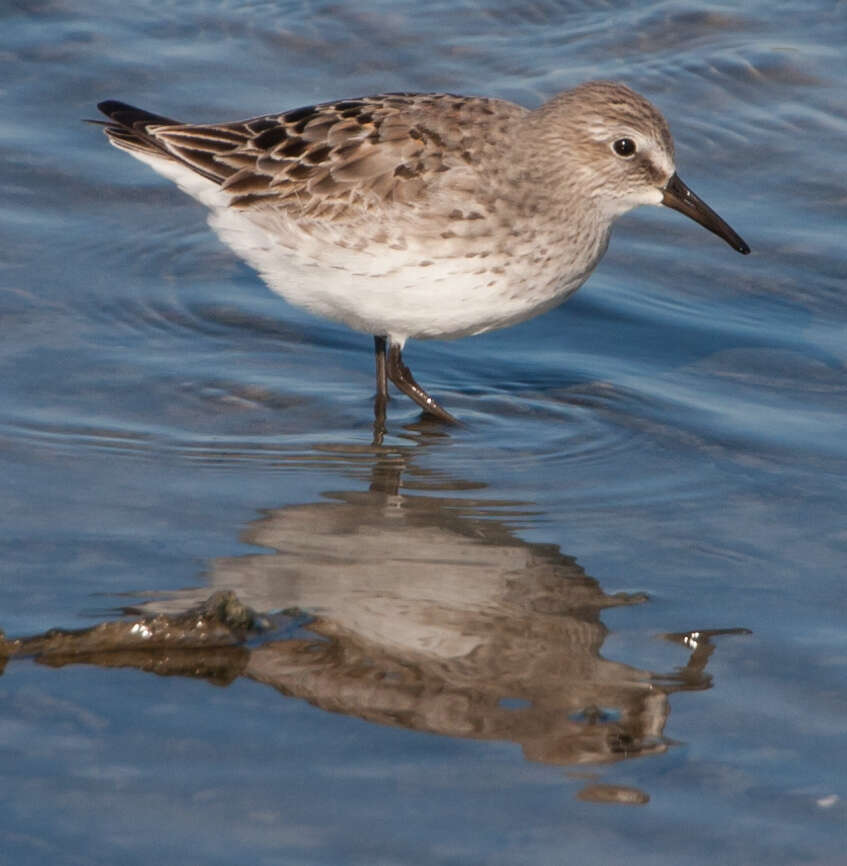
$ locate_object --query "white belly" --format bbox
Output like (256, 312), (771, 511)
(209, 203), (588, 345)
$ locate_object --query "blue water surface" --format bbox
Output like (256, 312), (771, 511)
(1, 1), (845, 864)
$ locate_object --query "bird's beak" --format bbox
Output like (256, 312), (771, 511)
(662, 173), (750, 254)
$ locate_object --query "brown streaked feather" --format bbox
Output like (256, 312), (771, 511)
(215, 151), (262, 171)
(218, 168), (274, 196)
(98, 94), (527, 219)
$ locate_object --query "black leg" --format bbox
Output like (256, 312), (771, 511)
(373, 336), (388, 444)
(374, 336), (389, 404)
(386, 342), (458, 424)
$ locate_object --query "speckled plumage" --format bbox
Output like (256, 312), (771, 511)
(97, 81), (749, 425)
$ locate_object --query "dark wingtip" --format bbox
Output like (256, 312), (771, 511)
(96, 100), (179, 127)
(97, 99), (133, 116)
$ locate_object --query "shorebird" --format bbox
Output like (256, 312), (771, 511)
(96, 81), (749, 427)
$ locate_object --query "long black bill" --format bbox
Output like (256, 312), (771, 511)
(662, 173), (750, 255)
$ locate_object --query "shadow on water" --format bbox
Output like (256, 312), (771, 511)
(0, 424), (748, 805)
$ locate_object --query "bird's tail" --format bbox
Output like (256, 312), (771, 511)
(95, 100), (181, 160)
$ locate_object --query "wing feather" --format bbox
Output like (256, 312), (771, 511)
(99, 94), (526, 220)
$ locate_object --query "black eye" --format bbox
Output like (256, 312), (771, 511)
(612, 138), (637, 157)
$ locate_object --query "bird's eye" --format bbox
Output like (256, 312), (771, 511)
(612, 138), (637, 158)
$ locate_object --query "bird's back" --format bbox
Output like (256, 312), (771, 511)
(99, 94), (528, 224)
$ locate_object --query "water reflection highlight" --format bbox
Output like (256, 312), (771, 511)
(0, 440), (748, 802)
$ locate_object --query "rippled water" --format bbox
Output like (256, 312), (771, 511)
(2, 1), (845, 863)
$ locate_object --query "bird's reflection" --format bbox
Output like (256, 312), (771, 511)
(0, 432), (748, 800)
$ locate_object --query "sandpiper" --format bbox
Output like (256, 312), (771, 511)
(96, 81), (749, 426)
